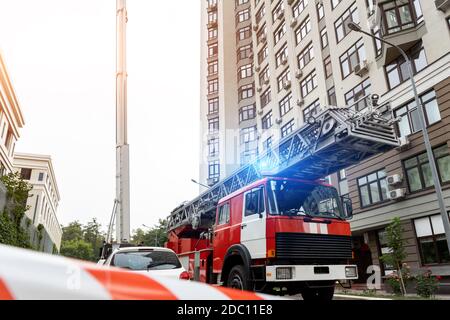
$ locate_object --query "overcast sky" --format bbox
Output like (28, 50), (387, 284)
(0, 0), (201, 232)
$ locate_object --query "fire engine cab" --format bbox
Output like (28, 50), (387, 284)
(166, 103), (400, 300)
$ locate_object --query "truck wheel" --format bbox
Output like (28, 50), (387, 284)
(227, 265), (249, 291)
(301, 286), (335, 301)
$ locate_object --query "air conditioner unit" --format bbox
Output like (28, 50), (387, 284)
(295, 69), (303, 79)
(275, 118), (283, 125)
(297, 99), (304, 107)
(281, 57), (288, 65)
(287, 0), (295, 5)
(396, 136), (411, 151)
(388, 189), (406, 200)
(264, 77), (270, 85)
(290, 18), (298, 28)
(387, 174), (403, 186)
(253, 24), (259, 31)
(257, 86), (263, 92)
(283, 80), (292, 90)
(354, 60), (369, 77)
(435, 0), (450, 12)
(257, 109), (264, 115)
(255, 65), (261, 72)
(260, 34), (267, 44)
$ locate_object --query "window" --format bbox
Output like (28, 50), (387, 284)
(385, 43), (427, 89)
(277, 68), (291, 92)
(208, 43), (218, 57)
(320, 28), (328, 49)
(238, 44), (252, 61)
(414, 215), (450, 265)
(20, 168), (32, 180)
(208, 79), (219, 94)
(377, 229), (396, 275)
(239, 83), (254, 100)
(300, 70), (317, 97)
(208, 138), (219, 157)
(332, 0), (343, 9)
(338, 169), (349, 196)
(328, 87), (337, 106)
(281, 119), (295, 138)
(324, 55), (332, 78)
(272, 1), (285, 23)
(259, 66), (270, 86)
(298, 42), (314, 69)
(258, 45), (269, 64)
(208, 28), (218, 40)
(260, 88), (272, 108)
(295, 16), (311, 45)
(238, 63), (253, 80)
(303, 100), (320, 121)
(237, 26), (252, 41)
(217, 203), (230, 225)
(340, 38), (366, 79)
(241, 149), (259, 165)
(240, 126), (257, 144)
(381, 0), (423, 35)
(293, 0), (309, 18)
(372, 26), (383, 57)
(208, 97), (219, 114)
(404, 145), (450, 193)
(237, 8), (251, 23)
(317, 2), (324, 20)
(235, 0), (249, 6)
(279, 93), (293, 117)
(274, 22), (286, 45)
(358, 170), (388, 207)
(263, 136), (273, 151)
(245, 187), (265, 217)
(38, 172), (45, 182)
(394, 90), (441, 138)
(208, 11), (218, 24)
(208, 160), (220, 180)
(275, 43), (288, 68)
(239, 104), (256, 122)
(208, 117), (219, 134)
(208, 61), (218, 76)
(256, 5), (266, 24)
(257, 24), (267, 44)
(345, 78), (371, 111)
(262, 110), (273, 130)
(335, 2), (360, 43)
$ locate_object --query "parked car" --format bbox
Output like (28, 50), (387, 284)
(102, 246), (190, 280)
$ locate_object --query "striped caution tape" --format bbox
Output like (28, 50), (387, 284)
(0, 245), (282, 300)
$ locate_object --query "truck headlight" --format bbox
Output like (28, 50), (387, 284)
(345, 266), (357, 278)
(276, 267), (293, 280)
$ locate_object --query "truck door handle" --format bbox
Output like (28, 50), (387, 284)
(241, 224), (247, 229)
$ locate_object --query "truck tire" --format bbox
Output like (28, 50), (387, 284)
(226, 265), (249, 291)
(301, 286), (335, 301)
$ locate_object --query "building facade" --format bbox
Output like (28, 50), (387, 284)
(200, 0), (450, 287)
(14, 153), (62, 252)
(0, 53), (24, 176)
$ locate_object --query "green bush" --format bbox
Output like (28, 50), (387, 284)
(416, 270), (439, 298)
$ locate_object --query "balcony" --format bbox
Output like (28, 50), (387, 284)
(377, 0), (427, 66)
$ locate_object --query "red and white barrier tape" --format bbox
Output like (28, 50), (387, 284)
(0, 245), (281, 300)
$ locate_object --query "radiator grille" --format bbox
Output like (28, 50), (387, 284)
(276, 233), (352, 263)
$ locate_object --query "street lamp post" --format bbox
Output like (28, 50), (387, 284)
(348, 22), (450, 254)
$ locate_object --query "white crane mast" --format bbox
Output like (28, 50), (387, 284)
(115, 0), (130, 243)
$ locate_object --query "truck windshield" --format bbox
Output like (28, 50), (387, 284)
(267, 180), (344, 219)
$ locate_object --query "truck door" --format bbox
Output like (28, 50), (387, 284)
(241, 187), (266, 259)
(213, 202), (231, 272)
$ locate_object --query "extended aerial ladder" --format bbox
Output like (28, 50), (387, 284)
(168, 99), (400, 234)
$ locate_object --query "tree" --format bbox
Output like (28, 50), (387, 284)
(83, 218), (104, 257)
(132, 219), (168, 247)
(60, 239), (95, 261)
(61, 221), (83, 242)
(0, 172), (33, 249)
(381, 217), (408, 295)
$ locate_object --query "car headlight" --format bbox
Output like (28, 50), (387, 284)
(345, 266), (357, 278)
(276, 267), (293, 280)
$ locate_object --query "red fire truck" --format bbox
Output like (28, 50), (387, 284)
(166, 104), (400, 300)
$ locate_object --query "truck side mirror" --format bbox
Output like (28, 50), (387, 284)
(341, 196), (353, 220)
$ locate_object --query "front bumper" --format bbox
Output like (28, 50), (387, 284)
(265, 264), (358, 282)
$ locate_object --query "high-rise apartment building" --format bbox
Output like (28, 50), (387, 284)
(200, 0), (450, 288)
